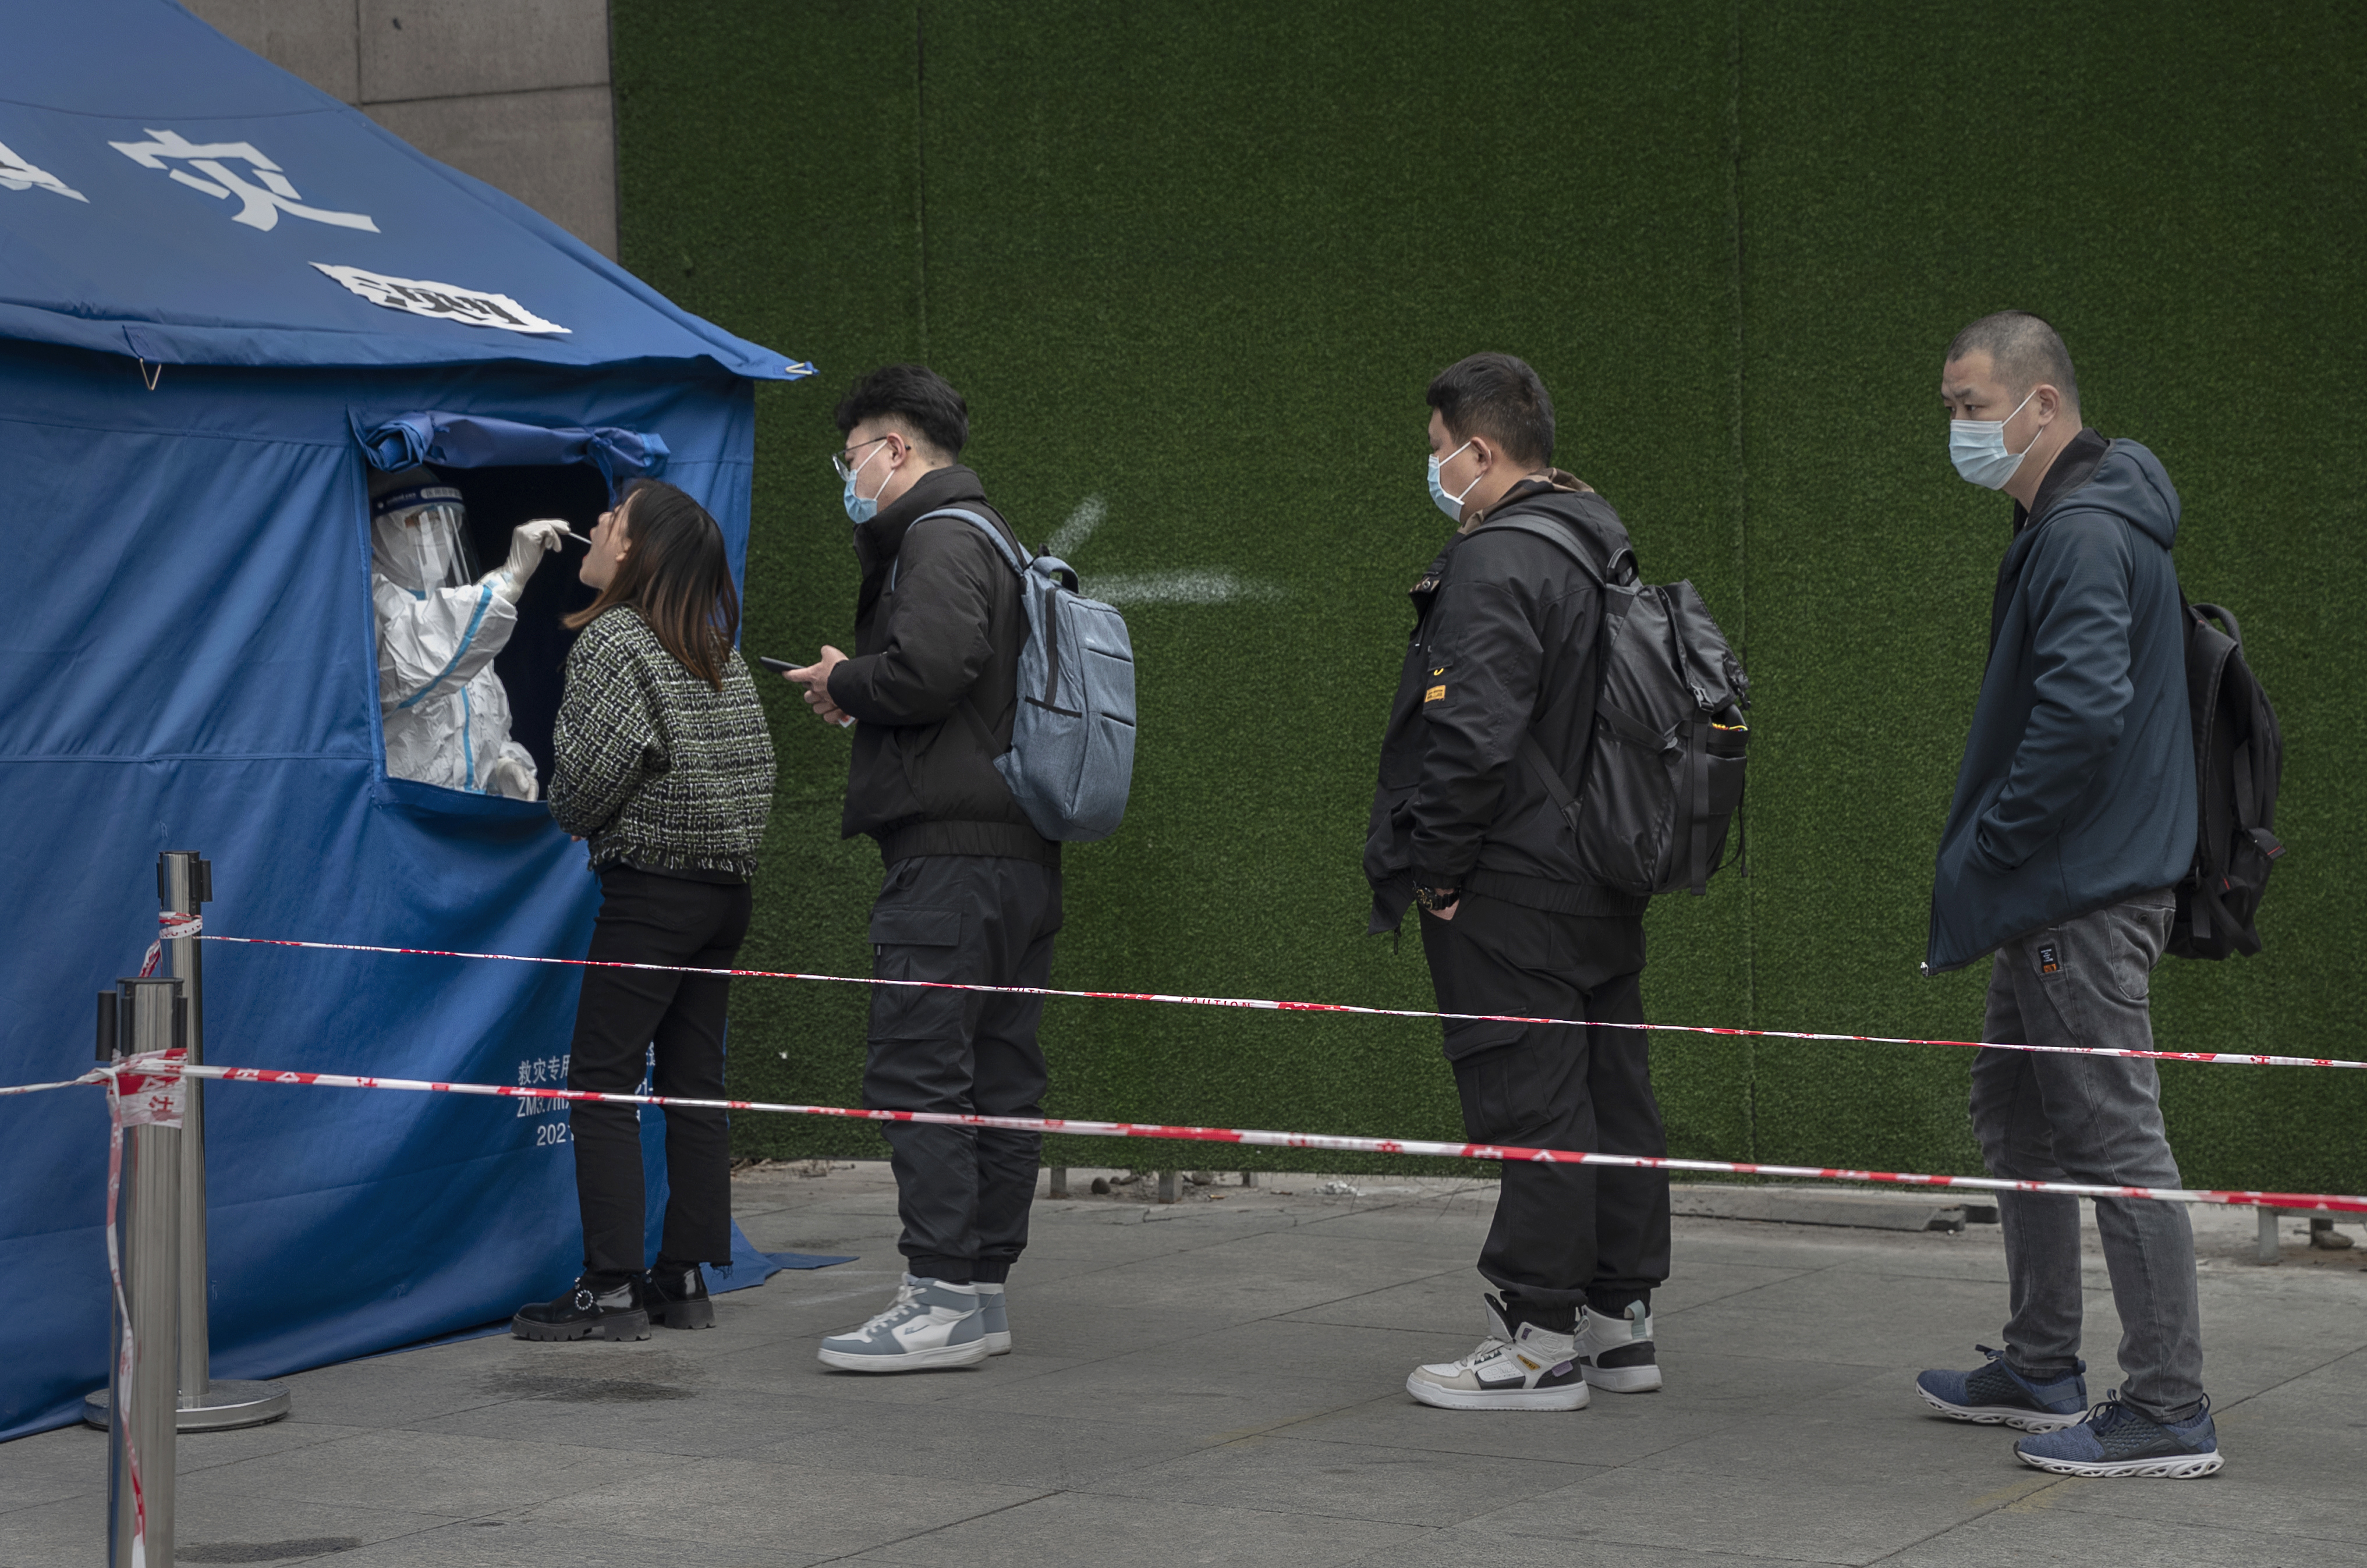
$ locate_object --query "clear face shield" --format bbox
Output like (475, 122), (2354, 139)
(369, 483), (480, 594)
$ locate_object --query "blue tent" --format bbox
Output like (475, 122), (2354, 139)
(0, 1), (813, 1438)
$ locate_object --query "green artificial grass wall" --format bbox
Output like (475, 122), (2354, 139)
(612, 2), (2367, 1191)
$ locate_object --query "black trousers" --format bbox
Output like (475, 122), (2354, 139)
(864, 854), (1062, 1284)
(566, 865), (750, 1278)
(1421, 892), (1669, 1314)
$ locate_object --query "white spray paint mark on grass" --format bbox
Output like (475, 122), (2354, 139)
(1044, 494), (1283, 606)
(1087, 570), (1285, 606)
(1045, 494), (1107, 559)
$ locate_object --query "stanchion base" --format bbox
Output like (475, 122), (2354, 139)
(83, 1380), (292, 1432)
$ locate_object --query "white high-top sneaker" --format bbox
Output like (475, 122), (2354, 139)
(1578, 1300), (1663, 1393)
(817, 1275), (990, 1371)
(976, 1281), (1011, 1354)
(1405, 1296), (1589, 1411)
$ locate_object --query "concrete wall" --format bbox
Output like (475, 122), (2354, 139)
(180, 0), (618, 257)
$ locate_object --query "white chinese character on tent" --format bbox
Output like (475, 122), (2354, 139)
(0, 137), (85, 201)
(108, 129), (376, 232)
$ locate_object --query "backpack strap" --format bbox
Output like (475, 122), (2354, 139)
(1517, 732), (1579, 832)
(1479, 513), (1638, 587)
(887, 506), (1029, 591)
(1480, 513), (1639, 856)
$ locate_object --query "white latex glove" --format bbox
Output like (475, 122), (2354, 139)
(484, 753), (540, 801)
(484, 520), (570, 603)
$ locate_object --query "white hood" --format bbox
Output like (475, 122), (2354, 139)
(370, 481), (475, 594)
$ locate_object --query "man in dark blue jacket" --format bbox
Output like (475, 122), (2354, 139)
(1913, 312), (2218, 1478)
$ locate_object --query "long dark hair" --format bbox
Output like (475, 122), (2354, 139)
(564, 480), (740, 689)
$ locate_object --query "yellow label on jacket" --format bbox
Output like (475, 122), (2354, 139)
(1423, 684), (1447, 703)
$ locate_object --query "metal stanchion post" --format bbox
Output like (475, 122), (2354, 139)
(1048, 1166), (1068, 1199)
(88, 854), (289, 1434)
(162, 852), (289, 1429)
(102, 977), (181, 1568)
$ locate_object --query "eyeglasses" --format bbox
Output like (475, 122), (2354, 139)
(831, 435), (897, 480)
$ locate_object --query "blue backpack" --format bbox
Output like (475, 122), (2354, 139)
(913, 508), (1138, 842)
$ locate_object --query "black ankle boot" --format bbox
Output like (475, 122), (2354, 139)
(644, 1260), (715, 1331)
(512, 1273), (651, 1342)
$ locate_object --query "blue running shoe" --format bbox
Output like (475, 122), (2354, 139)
(2015, 1393), (2223, 1478)
(1915, 1344), (2086, 1431)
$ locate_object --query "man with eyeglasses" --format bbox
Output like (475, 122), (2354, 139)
(780, 364), (1058, 1373)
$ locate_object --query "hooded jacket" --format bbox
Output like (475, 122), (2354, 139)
(1365, 473), (1651, 932)
(825, 463), (1057, 868)
(1926, 432), (2196, 972)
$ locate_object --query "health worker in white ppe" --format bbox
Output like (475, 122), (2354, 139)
(369, 466), (567, 797)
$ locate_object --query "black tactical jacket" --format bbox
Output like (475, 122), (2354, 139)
(826, 464), (1057, 867)
(1365, 472), (1649, 931)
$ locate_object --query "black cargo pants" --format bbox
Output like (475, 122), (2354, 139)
(864, 854), (1062, 1283)
(567, 865), (750, 1280)
(1420, 891), (1669, 1316)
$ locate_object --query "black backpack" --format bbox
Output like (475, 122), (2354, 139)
(1490, 518), (1752, 896)
(2170, 598), (2284, 958)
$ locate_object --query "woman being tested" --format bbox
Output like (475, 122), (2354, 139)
(513, 480), (778, 1342)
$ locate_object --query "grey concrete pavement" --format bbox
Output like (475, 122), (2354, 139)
(4, 1164), (2363, 1567)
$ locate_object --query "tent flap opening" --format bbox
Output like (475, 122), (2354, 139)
(355, 411), (669, 494)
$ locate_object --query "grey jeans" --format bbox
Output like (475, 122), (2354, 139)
(1972, 889), (2203, 1422)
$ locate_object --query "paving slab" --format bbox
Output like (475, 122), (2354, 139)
(849, 1490), (1425, 1568)
(1671, 1183), (1989, 1232)
(4, 1163), (2362, 1568)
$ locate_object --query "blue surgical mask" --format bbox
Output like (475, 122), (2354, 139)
(1427, 439), (1478, 522)
(1948, 388), (2043, 490)
(842, 444), (890, 524)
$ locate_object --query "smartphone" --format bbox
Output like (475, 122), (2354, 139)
(760, 654), (856, 726)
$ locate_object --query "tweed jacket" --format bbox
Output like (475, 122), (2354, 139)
(550, 606), (777, 879)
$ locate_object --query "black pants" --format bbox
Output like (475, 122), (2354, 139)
(567, 865), (751, 1279)
(864, 854), (1062, 1284)
(1421, 892), (1668, 1315)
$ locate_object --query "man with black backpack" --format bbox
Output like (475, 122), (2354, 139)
(1366, 352), (1674, 1412)
(1914, 312), (2221, 1477)
(779, 365), (1061, 1372)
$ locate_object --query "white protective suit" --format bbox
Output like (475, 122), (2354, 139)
(369, 472), (562, 797)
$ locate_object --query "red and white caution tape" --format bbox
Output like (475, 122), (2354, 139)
(169, 1058), (2367, 1216)
(139, 911), (200, 980)
(0, 1069), (108, 1099)
(200, 932), (2366, 1072)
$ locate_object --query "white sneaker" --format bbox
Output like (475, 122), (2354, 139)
(1578, 1300), (1663, 1393)
(817, 1275), (990, 1372)
(1405, 1296), (1589, 1411)
(976, 1282), (1011, 1354)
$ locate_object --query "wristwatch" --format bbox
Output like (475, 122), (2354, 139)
(1414, 885), (1461, 914)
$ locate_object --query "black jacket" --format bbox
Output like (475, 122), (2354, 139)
(825, 464), (1058, 867)
(1365, 473), (1650, 931)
